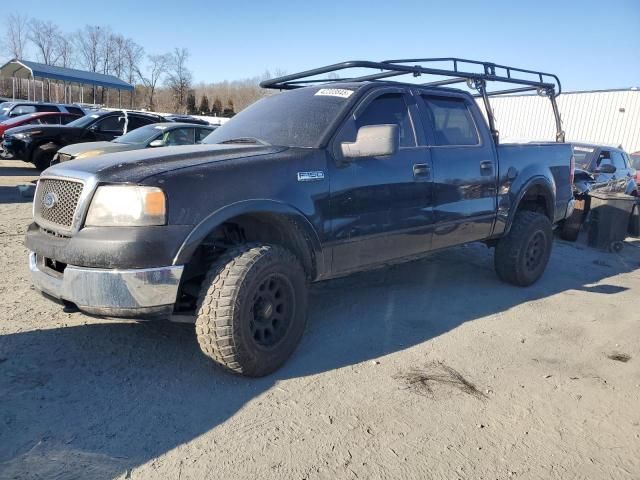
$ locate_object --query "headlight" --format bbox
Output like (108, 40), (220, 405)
(13, 132), (30, 140)
(85, 185), (166, 227)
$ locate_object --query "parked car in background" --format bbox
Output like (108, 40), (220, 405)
(560, 143), (638, 240)
(53, 122), (216, 164)
(26, 58), (574, 377)
(0, 112), (82, 159)
(0, 101), (86, 122)
(571, 143), (637, 195)
(1, 110), (166, 170)
(163, 115), (213, 126)
(630, 151), (640, 184)
(0, 112), (82, 137)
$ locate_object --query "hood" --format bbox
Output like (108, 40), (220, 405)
(43, 143), (288, 183)
(58, 141), (139, 159)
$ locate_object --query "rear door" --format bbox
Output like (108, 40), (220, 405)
(328, 88), (434, 274)
(417, 92), (498, 250)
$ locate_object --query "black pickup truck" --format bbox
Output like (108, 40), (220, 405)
(26, 58), (574, 376)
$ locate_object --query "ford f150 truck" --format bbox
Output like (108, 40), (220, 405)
(26, 58), (575, 377)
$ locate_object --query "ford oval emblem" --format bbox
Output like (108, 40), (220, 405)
(42, 192), (58, 209)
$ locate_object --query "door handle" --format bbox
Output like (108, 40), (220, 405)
(413, 163), (430, 178)
(480, 160), (494, 175)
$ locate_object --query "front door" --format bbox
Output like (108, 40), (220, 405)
(416, 93), (498, 250)
(328, 90), (434, 274)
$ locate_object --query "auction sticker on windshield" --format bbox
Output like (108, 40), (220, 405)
(315, 88), (354, 98)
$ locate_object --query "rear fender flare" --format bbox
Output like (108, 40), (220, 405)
(505, 176), (555, 234)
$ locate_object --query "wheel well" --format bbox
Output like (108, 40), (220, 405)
(175, 213), (317, 313)
(30, 141), (60, 162)
(516, 184), (552, 220)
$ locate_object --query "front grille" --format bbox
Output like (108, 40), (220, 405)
(34, 178), (84, 231)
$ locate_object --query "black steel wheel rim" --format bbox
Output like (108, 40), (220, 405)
(249, 273), (295, 348)
(525, 231), (545, 271)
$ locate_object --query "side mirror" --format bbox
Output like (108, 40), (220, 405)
(149, 139), (165, 148)
(596, 163), (616, 174)
(341, 124), (399, 159)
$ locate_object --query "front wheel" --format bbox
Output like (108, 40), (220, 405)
(494, 211), (553, 286)
(195, 243), (308, 377)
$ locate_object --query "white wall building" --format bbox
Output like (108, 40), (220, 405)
(479, 88), (640, 153)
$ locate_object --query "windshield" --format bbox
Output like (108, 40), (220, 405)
(0, 102), (12, 115)
(204, 86), (359, 148)
(66, 113), (102, 128)
(572, 145), (595, 170)
(113, 124), (164, 144)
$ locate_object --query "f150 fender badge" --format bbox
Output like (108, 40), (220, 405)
(297, 171), (325, 182)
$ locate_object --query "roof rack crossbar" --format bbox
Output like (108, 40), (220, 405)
(259, 57), (565, 143)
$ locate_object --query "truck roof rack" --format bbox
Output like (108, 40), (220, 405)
(260, 58), (565, 143)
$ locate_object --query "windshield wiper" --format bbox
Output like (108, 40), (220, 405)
(219, 137), (271, 146)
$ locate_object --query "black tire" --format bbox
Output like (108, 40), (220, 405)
(32, 145), (58, 171)
(494, 211), (553, 287)
(195, 243), (308, 377)
(560, 198), (586, 241)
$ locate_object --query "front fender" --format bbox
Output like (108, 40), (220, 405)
(172, 199), (326, 277)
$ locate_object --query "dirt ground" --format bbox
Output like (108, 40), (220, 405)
(0, 159), (639, 480)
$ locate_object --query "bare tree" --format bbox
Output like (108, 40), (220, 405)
(124, 39), (144, 107)
(55, 36), (74, 68)
(75, 25), (103, 72)
(165, 48), (192, 113)
(137, 53), (170, 111)
(2, 13), (30, 60)
(29, 19), (62, 65)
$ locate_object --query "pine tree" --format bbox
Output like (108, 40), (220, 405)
(186, 92), (197, 115)
(212, 97), (223, 116)
(199, 95), (210, 115)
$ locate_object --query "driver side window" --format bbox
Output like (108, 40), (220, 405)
(95, 115), (125, 133)
(354, 93), (415, 148)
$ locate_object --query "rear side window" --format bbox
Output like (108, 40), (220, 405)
(60, 114), (79, 125)
(65, 107), (84, 115)
(354, 93), (415, 148)
(196, 127), (214, 142)
(422, 96), (479, 146)
(36, 105), (59, 113)
(128, 115), (156, 130)
(40, 116), (61, 125)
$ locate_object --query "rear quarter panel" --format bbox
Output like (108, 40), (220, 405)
(493, 142), (573, 236)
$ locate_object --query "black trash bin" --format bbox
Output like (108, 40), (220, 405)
(628, 198), (640, 237)
(587, 192), (636, 251)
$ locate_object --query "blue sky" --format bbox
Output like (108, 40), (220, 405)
(10, 0), (640, 90)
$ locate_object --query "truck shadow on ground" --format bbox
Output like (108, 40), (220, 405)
(0, 241), (637, 478)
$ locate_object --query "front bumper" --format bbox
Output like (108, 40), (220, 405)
(29, 252), (184, 318)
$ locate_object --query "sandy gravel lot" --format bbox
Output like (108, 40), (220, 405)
(0, 160), (639, 480)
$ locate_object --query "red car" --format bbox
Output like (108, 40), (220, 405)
(0, 111), (82, 137)
(631, 151), (640, 184)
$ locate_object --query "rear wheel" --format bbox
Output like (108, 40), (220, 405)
(494, 211), (553, 286)
(195, 243), (308, 377)
(32, 145), (58, 171)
